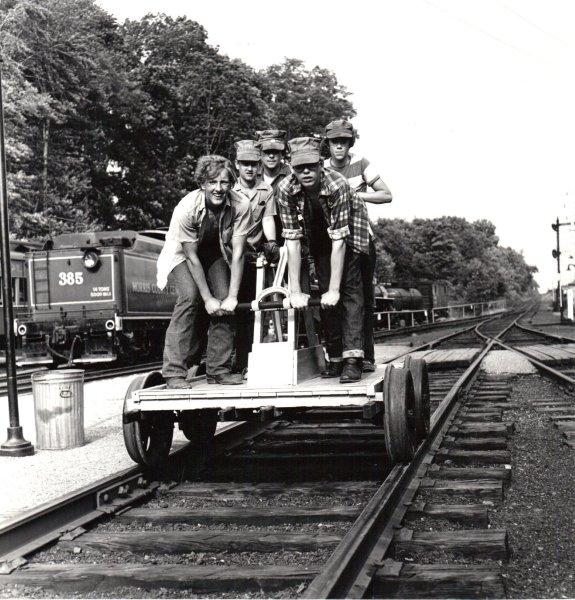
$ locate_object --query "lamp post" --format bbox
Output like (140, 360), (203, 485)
(0, 58), (34, 457)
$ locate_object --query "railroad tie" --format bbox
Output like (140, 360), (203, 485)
(374, 560), (506, 599)
(391, 528), (510, 561)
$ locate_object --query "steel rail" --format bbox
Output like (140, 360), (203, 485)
(303, 336), (503, 598)
(0, 419), (269, 568)
(478, 308), (575, 387)
(514, 320), (575, 344)
(373, 311), (504, 340)
(493, 338), (575, 386)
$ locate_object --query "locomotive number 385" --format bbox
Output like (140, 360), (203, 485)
(58, 271), (84, 286)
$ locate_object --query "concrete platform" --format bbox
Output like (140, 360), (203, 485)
(0, 374), (190, 524)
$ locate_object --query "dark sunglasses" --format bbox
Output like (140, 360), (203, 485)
(293, 163), (319, 174)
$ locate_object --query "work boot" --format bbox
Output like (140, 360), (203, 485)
(321, 361), (343, 378)
(363, 360), (376, 373)
(166, 377), (188, 389)
(340, 358), (363, 383)
(207, 372), (244, 385)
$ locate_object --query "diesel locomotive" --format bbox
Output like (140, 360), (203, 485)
(15, 230), (177, 366)
(0, 240), (42, 359)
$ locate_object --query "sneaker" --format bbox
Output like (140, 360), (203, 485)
(166, 377), (189, 389)
(321, 361), (343, 378)
(363, 360), (376, 373)
(340, 358), (363, 383)
(207, 373), (244, 385)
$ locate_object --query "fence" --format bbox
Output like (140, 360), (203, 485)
(374, 299), (507, 332)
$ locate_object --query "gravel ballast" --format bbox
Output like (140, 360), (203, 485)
(489, 374), (574, 598)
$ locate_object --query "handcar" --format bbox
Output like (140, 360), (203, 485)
(122, 250), (431, 469)
(16, 230), (177, 366)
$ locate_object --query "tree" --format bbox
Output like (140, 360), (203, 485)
(1, 0), (127, 237)
(261, 58), (356, 138)
(111, 14), (273, 228)
(371, 216), (538, 302)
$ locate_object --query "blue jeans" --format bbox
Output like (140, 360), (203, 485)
(162, 258), (234, 379)
(313, 247), (364, 359)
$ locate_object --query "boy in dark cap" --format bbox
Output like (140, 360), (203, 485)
(255, 129), (291, 192)
(323, 119), (392, 373)
(276, 137), (370, 383)
(233, 140), (279, 373)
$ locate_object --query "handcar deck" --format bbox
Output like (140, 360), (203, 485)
(126, 366), (387, 413)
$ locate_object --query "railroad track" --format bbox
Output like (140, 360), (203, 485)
(2, 306), (573, 598)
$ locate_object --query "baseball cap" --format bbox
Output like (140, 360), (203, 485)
(287, 137), (322, 167)
(256, 129), (287, 152)
(234, 140), (261, 161)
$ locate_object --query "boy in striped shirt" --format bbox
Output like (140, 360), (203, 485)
(323, 119), (392, 372)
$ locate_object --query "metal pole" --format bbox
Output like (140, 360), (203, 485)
(0, 59), (34, 456)
(556, 217), (562, 311)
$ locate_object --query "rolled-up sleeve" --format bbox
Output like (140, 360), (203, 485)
(327, 179), (351, 241)
(278, 187), (304, 240)
(232, 200), (253, 237)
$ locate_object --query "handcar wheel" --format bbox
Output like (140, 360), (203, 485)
(403, 356), (431, 442)
(179, 410), (217, 445)
(383, 365), (417, 464)
(122, 371), (174, 468)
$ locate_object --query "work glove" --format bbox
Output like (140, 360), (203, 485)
(262, 240), (280, 264)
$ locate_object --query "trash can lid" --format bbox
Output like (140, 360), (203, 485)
(31, 369), (85, 382)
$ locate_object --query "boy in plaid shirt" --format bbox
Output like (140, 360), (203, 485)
(277, 137), (370, 383)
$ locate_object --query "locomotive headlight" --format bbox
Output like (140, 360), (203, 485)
(17, 324), (27, 336)
(83, 250), (100, 271)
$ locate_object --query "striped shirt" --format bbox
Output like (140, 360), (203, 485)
(276, 170), (370, 255)
(323, 153), (382, 193)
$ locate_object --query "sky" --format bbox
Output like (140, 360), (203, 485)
(96, 0), (575, 291)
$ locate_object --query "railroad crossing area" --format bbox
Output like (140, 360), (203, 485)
(1, 309), (574, 524)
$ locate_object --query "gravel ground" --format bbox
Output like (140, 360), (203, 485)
(0, 584), (305, 599)
(481, 350), (537, 374)
(98, 521), (351, 535)
(488, 374), (575, 598)
(30, 546), (335, 568)
(143, 491), (375, 510)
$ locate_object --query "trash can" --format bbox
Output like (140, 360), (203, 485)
(32, 369), (85, 450)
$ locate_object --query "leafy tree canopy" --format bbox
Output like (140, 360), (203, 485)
(372, 217), (538, 303)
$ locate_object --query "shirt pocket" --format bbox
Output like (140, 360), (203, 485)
(251, 200), (266, 223)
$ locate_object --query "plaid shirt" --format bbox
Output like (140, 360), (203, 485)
(276, 170), (370, 255)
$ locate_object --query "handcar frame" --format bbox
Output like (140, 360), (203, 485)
(122, 250), (430, 469)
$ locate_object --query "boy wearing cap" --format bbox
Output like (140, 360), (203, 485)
(255, 129), (291, 193)
(323, 119), (393, 373)
(233, 140), (279, 372)
(277, 137), (371, 383)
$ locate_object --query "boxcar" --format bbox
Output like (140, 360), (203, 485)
(16, 230), (177, 366)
